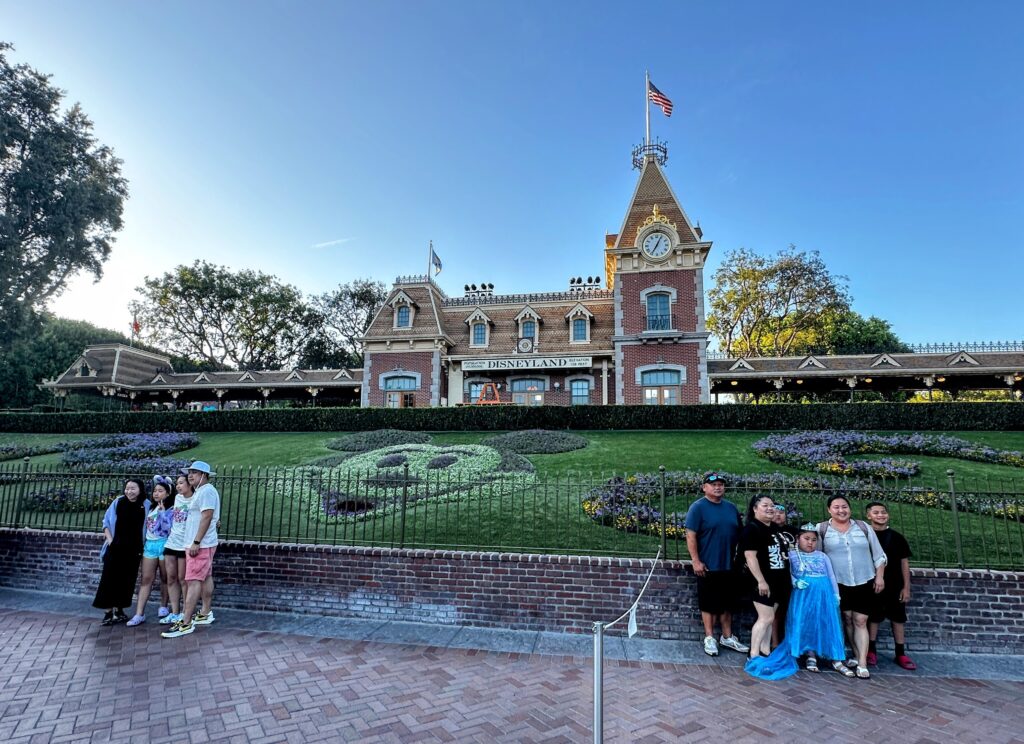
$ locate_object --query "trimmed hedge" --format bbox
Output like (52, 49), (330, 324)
(0, 403), (1022, 434)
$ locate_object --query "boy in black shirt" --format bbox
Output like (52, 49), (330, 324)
(865, 502), (916, 670)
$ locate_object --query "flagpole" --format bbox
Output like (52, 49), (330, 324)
(427, 240), (432, 281)
(645, 70), (650, 148)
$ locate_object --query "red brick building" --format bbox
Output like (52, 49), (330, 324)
(361, 149), (713, 407)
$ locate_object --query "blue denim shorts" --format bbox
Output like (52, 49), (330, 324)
(143, 537), (168, 560)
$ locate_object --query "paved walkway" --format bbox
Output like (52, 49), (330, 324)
(1, 590), (1022, 743)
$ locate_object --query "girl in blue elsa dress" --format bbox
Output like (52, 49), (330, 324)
(745, 523), (856, 680)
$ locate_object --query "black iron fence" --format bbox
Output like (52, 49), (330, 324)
(1, 460), (1021, 569)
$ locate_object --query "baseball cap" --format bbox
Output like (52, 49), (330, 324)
(702, 472), (726, 485)
(181, 460), (216, 476)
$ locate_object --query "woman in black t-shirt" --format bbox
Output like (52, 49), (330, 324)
(739, 495), (791, 660)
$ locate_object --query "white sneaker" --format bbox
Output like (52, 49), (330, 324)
(702, 636), (719, 656)
(719, 635), (750, 654)
(159, 612), (182, 625)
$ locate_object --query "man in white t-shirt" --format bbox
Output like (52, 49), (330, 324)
(162, 460), (221, 638)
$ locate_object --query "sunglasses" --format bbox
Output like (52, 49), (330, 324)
(704, 475), (722, 483)
(773, 505), (786, 511)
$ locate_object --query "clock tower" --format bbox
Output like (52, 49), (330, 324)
(606, 143), (712, 404)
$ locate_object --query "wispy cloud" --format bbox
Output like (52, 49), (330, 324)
(311, 237), (355, 249)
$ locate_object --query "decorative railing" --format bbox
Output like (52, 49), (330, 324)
(442, 289), (614, 307)
(707, 341), (1024, 360)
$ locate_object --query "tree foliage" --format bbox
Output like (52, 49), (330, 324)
(803, 310), (912, 356)
(305, 278), (387, 367)
(132, 261), (315, 370)
(0, 43), (128, 348)
(707, 246), (851, 357)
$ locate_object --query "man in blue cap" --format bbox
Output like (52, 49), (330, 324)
(162, 460), (220, 638)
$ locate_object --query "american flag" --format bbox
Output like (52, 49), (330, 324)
(648, 81), (673, 117)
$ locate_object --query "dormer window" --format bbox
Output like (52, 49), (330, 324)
(465, 307), (493, 348)
(515, 306), (542, 343)
(522, 320), (536, 340)
(389, 290), (417, 329)
(472, 322), (488, 346)
(565, 303), (593, 344)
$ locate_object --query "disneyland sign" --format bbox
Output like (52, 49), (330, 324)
(462, 356), (592, 372)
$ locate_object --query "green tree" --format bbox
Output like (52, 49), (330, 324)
(131, 261), (315, 369)
(707, 246), (851, 357)
(305, 278), (387, 367)
(0, 43), (128, 348)
(804, 311), (912, 356)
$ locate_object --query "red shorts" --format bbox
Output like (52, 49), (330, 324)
(184, 547), (216, 581)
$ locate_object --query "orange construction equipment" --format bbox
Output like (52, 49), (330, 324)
(474, 382), (503, 405)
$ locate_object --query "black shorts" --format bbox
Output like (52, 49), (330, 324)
(869, 590), (908, 624)
(838, 581), (879, 616)
(163, 547), (186, 558)
(744, 575), (791, 608)
(696, 571), (736, 615)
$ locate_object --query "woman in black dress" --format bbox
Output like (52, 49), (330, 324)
(93, 478), (149, 625)
(739, 494), (791, 660)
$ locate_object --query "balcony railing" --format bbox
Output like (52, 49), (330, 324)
(645, 314), (674, 332)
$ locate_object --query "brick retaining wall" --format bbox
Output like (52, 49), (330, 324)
(1, 528), (1020, 654)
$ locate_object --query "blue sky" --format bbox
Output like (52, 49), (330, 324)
(5, 0), (1023, 346)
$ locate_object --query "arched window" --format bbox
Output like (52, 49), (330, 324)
(641, 369), (681, 406)
(645, 293), (671, 331)
(521, 320), (536, 339)
(396, 306), (411, 327)
(471, 322), (487, 346)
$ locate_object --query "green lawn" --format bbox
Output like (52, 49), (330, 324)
(2, 429), (1022, 568)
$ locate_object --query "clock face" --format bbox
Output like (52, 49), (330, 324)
(517, 338), (534, 353)
(642, 231), (671, 258)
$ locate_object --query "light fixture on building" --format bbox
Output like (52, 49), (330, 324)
(864, 378), (873, 383)
(730, 381), (738, 386)
(554, 382), (561, 389)
(796, 379), (803, 385)
(937, 376), (946, 383)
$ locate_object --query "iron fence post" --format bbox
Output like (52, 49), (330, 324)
(946, 469), (964, 568)
(659, 465), (667, 558)
(400, 463), (410, 548)
(14, 457), (31, 528)
(592, 621), (604, 744)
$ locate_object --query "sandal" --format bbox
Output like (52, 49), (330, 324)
(856, 666), (870, 679)
(805, 657), (819, 673)
(832, 661), (855, 678)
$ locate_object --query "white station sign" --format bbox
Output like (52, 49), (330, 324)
(461, 356), (593, 371)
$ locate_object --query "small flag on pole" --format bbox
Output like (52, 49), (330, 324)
(430, 244), (443, 275)
(648, 81), (673, 117)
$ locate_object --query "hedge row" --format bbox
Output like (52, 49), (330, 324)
(0, 403), (1022, 433)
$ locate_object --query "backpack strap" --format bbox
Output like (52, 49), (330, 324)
(854, 520), (871, 539)
(817, 522), (828, 543)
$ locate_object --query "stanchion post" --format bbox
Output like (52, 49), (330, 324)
(593, 621), (604, 744)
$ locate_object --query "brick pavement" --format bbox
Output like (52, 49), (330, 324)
(1, 608), (1023, 743)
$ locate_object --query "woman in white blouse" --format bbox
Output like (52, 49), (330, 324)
(816, 494), (887, 679)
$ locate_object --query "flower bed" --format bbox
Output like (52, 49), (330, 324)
(752, 430), (1024, 478)
(582, 468), (1023, 540)
(0, 443), (64, 461)
(325, 429), (431, 453)
(282, 443), (536, 523)
(23, 483), (120, 513)
(59, 432), (199, 473)
(480, 429), (588, 454)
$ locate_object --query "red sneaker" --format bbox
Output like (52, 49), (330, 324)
(895, 654), (917, 670)
(866, 651), (877, 667)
